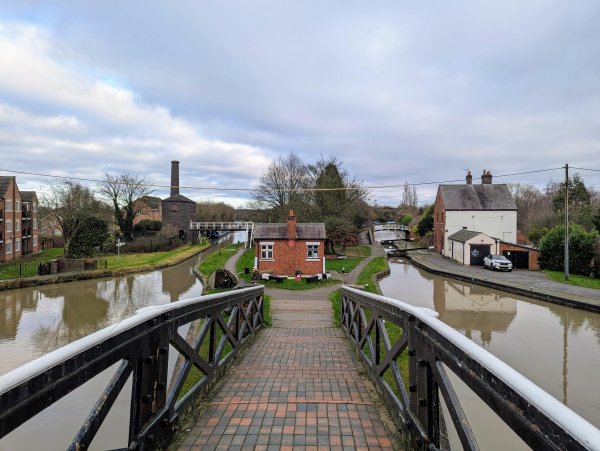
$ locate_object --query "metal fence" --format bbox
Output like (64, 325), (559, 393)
(340, 286), (600, 451)
(0, 286), (265, 451)
(0, 261), (45, 280)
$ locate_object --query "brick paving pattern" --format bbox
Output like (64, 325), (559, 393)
(177, 298), (395, 451)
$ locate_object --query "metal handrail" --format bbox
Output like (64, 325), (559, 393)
(0, 286), (266, 451)
(340, 286), (600, 451)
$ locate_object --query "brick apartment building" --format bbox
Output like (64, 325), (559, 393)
(253, 211), (326, 276)
(0, 177), (39, 263)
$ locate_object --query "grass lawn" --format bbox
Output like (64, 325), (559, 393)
(0, 247), (67, 279)
(356, 257), (388, 294)
(177, 293), (272, 400)
(105, 243), (209, 270)
(326, 258), (362, 273)
(236, 247), (256, 274)
(544, 270), (600, 290)
(340, 246), (371, 258)
(197, 242), (245, 276)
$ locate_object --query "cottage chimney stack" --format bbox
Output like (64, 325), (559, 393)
(170, 160), (180, 196)
(466, 171), (472, 185)
(287, 210), (297, 240)
(481, 170), (493, 185)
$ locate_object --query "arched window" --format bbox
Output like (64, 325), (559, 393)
(6, 221), (12, 233)
(6, 200), (11, 212)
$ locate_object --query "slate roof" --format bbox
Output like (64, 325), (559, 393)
(0, 177), (13, 198)
(163, 194), (195, 203)
(254, 223), (326, 240)
(20, 191), (37, 202)
(439, 184), (517, 210)
(447, 229), (487, 243)
(138, 195), (162, 209)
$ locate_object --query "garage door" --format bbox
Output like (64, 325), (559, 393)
(470, 245), (490, 266)
(503, 250), (530, 269)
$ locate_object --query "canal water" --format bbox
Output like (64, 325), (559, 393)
(378, 253), (600, 450)
(0, 232), (246, 451)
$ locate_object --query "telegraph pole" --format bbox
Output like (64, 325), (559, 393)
(565, 164), (569, 281)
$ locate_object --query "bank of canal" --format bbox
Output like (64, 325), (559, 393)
(0, 232), (247, 451)
(379, 255), (600, 451)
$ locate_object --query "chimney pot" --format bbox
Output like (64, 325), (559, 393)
(170, 160), (180, 197)
(481, 170), (493, 185)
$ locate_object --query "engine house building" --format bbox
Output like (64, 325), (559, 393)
(253, 211), (326, 276)
(162, 160), (196, 241)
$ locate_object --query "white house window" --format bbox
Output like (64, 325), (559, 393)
(6, 200), (11, 212)
(16, 201), (20, 212)
(260, 243), (273, 260)
(33, 203), (37, 212)
(33, 219), (37, 229)
(6, 242), (12, 254)
(33, 236), (37, 247)
(307, 243), (320, 259)
(15, 239), (20, 252)
(6, 221), (11, 233)
(15, 220), (20, 232)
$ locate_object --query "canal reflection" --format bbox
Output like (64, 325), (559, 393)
(379, 257), (600, 451)
(0, 232), (245, 451)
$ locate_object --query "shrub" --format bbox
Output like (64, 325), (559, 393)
(538, 224), (599, 274)
(417, 205), (434, 236)
(133, 219), (162, 236)
(400, 214), (413, 226)
(69, 217), (110, 258)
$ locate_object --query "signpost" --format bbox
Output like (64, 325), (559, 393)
(116, 239), (125, 264)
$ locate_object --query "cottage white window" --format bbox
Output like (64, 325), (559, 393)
(6, 242), (12, 254)
(307, 243), (320, 260)
(33, 219), (37, 229)
(15, 220), (20, 232)
(33, 203), (37, 213)
(260, 243), (273, 260)
(16, 201), (20, 212)
(33, 236), (37, 247)
(6, 200), (11, 212)
(6, 221), (11, 233)
(15, 239), (20, 252)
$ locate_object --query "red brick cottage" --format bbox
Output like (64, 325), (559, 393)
(253, 211), (326, 276)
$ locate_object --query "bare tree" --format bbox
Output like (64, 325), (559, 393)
(196, 200), (236, 222)
(97, 173), (154, 240)
(399, 182), (418, 213)
(251, 151), (309, 222)
(40, 179), (103, 256)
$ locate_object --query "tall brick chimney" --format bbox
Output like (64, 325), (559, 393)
(170, 160), (180, 196)
(481, 170), (493, 185)
(466, 171), (472, 185)
(287, 210), (296, 240)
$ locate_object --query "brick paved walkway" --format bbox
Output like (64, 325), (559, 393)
(176, 298), (397, 451)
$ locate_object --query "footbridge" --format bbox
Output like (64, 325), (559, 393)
(1, 286), (599, 451)
(374, 224), (410, 232)
(190, 221), (255, 248)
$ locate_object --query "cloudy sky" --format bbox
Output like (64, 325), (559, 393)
(1, 1), (599, 206)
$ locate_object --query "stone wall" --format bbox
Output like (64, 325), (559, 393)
(162, 200), (194, 240)
(56, 257), (85, 273)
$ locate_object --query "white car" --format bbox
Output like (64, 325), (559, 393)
(483, 254), (513, 271)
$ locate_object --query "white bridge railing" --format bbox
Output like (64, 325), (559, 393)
(374, 224), (410, 231)
(190, 222), (255, 248)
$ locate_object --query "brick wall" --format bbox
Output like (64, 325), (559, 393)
(499, 243), (540, 270)
(57, 257), (85, 273)
(433, 189), (445, 254)
(162, 200), (195, 240)
(256, 239), (324, 276)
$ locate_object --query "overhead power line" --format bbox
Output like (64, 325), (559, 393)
(0, 166), (565, 193)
